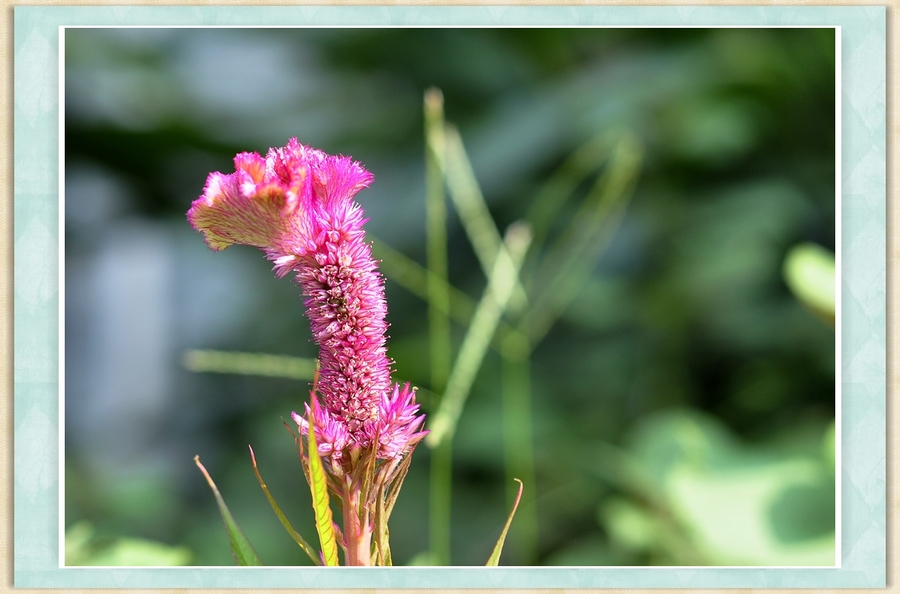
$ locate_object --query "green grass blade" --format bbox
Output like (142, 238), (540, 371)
(426, 222), (533, 448)
(248, 446), (321, 566)
(486, 478), (524, 566)
(183, 350), (316, 380)
(424, 87), (454, 566)
(371, 236), (528, 358)
(424, 87), (454, 397)
(443, 126), (529, 314)
(194, 456), (263, 566)
(307, 404), (340, 566)
(525, 133), (616, 250)
(524, 132), (643, 346)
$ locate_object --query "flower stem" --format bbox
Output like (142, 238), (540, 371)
(342, 486), (372, 566)
(425, 88), (454, 566)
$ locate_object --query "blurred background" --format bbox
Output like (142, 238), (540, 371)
(64, 27), (836, 567)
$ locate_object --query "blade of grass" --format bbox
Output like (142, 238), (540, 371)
(371, 236), (528, 356)
(443, 126), (529, 314)
(424, 87), (454, 566)
(307, 401), (340, 566)
(425, 222), (533, 449)
(371, 236), (474, 324)
(525, 132), (617, 250)
(486, 479), (524, 566)
(183, 350), (316, 380)
(524, 133), (643, 346)
(194, 455), (263, 566)
(425, 88), (453, 394)
(248, 445), (320, 565)
(429, 440), (452, 565)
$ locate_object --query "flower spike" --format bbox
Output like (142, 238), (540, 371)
(189, 141), (427, 546)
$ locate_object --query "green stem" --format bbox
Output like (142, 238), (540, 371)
(501, 332), (537, 563)
(429, 439), (453, 565)
(424, 88), (453, 565)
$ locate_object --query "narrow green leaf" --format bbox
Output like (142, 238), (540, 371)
(183, 350), (316, 380)
(371, 236), (528, 357)
(194, 455), (263, 566)
(373, 481), (392, 566)
(426, 222), (533, 448)
(248, 445), (321, 565)
(524, 133), (642, 346)
(525, 132), (617, 249)
(307, 403), (340, 566)
(425, 87), (454, 568)
(385, 451), (416, 520)
(443, 126), (529, 313)
(486, 479), (524, 566)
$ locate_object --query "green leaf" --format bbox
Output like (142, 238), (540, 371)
(783, 242), (835, 324)
(65, 521), (193, 566)
(248, 445), (321, 565)
(372, 481), (392, 566)
(526, 132), (616, 248)
(443, 126), (529, 314)
(426, 223), (533, 449)
(524, 132), (642, 346)
(486, 478), (524, 566)
(194, 455), (263, 566)
(307, 402), (340, 566)
(183, 350), (317, 380)
(619, 410), (836, 565)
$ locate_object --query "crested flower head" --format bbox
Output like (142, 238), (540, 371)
(188, 139), (425, 469)
(188, 138), (374, 276)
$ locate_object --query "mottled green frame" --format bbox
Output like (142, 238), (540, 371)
(13, 5), (884, 588)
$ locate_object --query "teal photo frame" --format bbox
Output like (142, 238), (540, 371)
(14, 5), (885, 589)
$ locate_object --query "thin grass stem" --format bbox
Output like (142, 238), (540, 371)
(182, 350), (316, 380)
(500, 331), (538, 563)
(442, 126), (529, 315)
(524, 133), (643, 346)
(372, 236), (529, 355)
(424, 88), (454, 565)
(425, 223), (532, 449)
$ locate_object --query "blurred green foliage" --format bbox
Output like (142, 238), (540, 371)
(66, 521), (192, 566)
(64, 27), (835, 566)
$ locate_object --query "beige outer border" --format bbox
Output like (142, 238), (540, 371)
(1, 1), (892, 592)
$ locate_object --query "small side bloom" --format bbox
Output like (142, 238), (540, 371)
(291, 406), (349, 465)
(370, 383), (429, 459)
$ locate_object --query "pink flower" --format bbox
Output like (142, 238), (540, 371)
(188, 139), (425, 466)
(369, 383), (429, 459)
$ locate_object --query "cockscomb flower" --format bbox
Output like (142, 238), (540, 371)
(187, 138), (426, 468)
